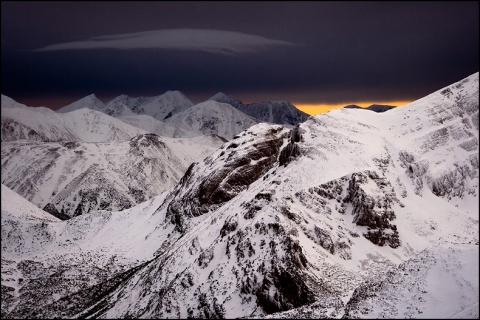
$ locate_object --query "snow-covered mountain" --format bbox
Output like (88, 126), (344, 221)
(117, 114), (200, 138)
(210, 92), (310, 126)
(1, 102), (147, 142)
(164, 100), (260, 140)
(56, 94), (105, 113)
(103, 90), (193, 121)
(1, 133), (221, 219)
(1, 72), (478, 319)
(1, 94), (29, 109)
(255, 243), (478, 319)
(57, 91), (193, 121)
(133, 90), (194, 121)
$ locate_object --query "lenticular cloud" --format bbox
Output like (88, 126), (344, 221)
(33, 29), (297, 55)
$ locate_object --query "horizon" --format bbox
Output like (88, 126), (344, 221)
(2, 91), (415, 115)
(2, 2), (478, 116)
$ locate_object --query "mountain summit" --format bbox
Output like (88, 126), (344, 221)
(209, 93), (310, 126)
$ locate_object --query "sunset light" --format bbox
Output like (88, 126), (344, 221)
(295, 100), (413, 115)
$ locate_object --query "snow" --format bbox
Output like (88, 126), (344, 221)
(1, 72), (478, 319)
(164, 100), (259, 140)
(1, 94), (29, 108)
(56, 94), (105, 113)
(1, 184), (60, 223)
(2, 105), (147, 142)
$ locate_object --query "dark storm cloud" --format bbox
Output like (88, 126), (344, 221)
(1, 1), (478, 109)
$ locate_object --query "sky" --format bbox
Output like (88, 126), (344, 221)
(1, 1), (479, 115)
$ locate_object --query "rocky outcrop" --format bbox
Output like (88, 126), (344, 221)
(42, 203), (70, 220)
(279, 125), (303, 166)
(166, 126), (287, 232)
(344, 171), (400, 248)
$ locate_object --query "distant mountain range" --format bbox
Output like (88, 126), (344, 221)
(343, 104), (397, 112)
(1, 101), (147, 142)
(210, 92), (310, 126)
(1, 72), (478, 319)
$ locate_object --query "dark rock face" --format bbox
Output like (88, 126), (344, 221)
(344, 171), (400, 248)
(166, 126), (287, 233)
(42, 203), (70, 220)
(279, 125), (303, 167)
(366, 104), (396, 112)
(343, 104), (396, 112)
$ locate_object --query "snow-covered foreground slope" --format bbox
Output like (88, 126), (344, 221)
(1, 72), (478, 319)
(1, 103), (147, 142)
(1, 133), (221, 218)
(164, 100), (259, 140)
(255, 243), (478, 319)
(1, 183), (177, 318)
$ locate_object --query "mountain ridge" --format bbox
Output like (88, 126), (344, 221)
(210, 92), (310, 126)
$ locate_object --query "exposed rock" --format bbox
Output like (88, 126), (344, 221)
(344, 171), (400, 248)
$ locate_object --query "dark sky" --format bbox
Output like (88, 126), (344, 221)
(1, 1), (479, 113)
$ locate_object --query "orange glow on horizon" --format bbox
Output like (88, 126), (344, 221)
(295, 100), (413, 115)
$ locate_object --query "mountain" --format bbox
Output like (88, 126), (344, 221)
(210, 92), (310, 126)
(1, 133), (221, 219)
(56, 91), (193, 121)
(1, 94), (28, 109)
(1, 101), (147, 142)
(255, 243), (478, 319)
(164, 100), (260, 140)
(344, 104), (396, 112)
(1, 72), (478, 318)
(117, 114), (200, 138)
(366, 104), (396, 112)
(101, 100), (135, 118)
(1, 183), (170, 318)
(56, 94), (105, 113)
(104, 90), (193, 121)
(134, 90), (194, 121)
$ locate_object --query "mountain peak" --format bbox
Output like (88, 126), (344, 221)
(209, 92), (243, 106)
(1, 94), (28, 108)
(57, 94), (105, 113)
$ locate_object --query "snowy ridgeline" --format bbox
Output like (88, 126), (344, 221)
(1, 72), (479, 319)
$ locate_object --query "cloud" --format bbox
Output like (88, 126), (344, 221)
(32, 29), (297, 55)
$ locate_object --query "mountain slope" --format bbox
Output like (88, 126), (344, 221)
(210, 92), (310, 126)
(1, 133), (220, 218)
(117, 114), (200, 138)
(56, 94), (105, 113)
(164, 100), (259, 140)
(255, 243), (478, 319)
(104, 90), (193, 121)
(1, 94), (29, 109)
(77, 72), (479, 318)
(1, 101), (147, 142)
(1, 72), (478, 319)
